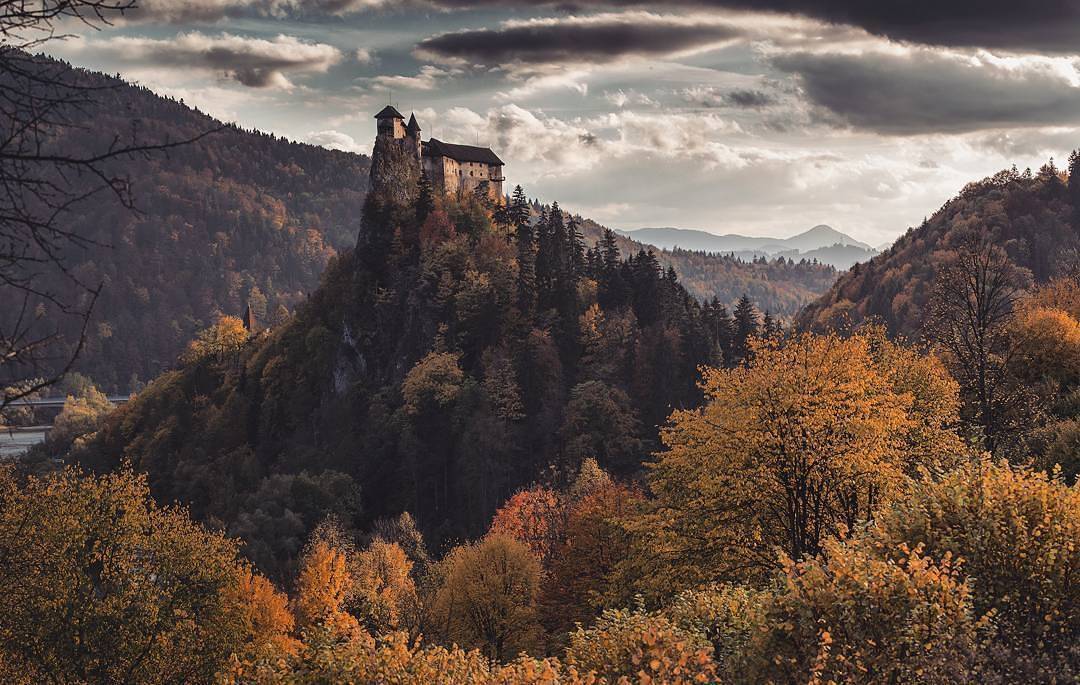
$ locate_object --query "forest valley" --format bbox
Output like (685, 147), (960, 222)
(6, 137), (1080, 683)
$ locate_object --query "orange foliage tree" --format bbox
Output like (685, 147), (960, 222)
(624, 331), (966, 595)
(488, 486), (564, 564)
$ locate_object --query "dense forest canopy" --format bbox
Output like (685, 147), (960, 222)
(578, 218), (838, 319)
(79, 142), (773, 579)
(798, 161), (1080, 337)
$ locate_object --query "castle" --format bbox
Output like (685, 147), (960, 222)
(374, 106), (505, 201)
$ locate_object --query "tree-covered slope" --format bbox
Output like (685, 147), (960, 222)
(81, 160), (748, 577)
(6, 56), (370, 391)
(797, 163), (1080, 336)
(580, 219), (837, 319)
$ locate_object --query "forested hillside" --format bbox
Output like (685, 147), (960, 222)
(798, 162), (1080, 336)
(2, 57), (838, 396)
(2, 56), (371, 391)
(80, 144), (767, 578)
(580, 218), (837, 319)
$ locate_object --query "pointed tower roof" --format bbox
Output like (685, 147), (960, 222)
(406, 113), (421, 134)
(374, 105), (405, 120)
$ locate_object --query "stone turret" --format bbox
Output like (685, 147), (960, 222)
(374, 105), (406, 141)
(406, 113), (422, 159)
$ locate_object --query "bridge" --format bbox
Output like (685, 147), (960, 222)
(12, 395), (132, 410)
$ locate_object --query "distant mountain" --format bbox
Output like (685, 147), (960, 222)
(799, 244), (880, 271)
(797, 165), (1080, 337)
(616, 225), (876, 270)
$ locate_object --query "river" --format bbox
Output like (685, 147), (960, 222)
(0, 426), (48, 459)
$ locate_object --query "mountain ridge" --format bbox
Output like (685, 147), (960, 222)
(617, 223), (875, 255)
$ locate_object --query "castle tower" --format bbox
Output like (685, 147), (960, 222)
(374, 105), (406, 142)
(406, 113), (422, 160)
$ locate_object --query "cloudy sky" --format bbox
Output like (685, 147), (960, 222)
(47, 0), (1080, 244)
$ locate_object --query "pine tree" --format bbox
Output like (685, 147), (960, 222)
(416, 169), (435, 224)
(509, 185), (530, 229)
(566, 215), (586, 277)
(732, 294), (759, 364)
(515, 211), (537, 318)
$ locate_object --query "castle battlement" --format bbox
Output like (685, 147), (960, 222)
(374, 106), (505, 201)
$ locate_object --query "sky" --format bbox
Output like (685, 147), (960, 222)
(45, 0), (1080, 245)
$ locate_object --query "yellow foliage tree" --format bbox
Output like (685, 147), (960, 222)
(401, 351), (465, 416)
(627, 332), (965, 594)
(47, 385), (115, 452)
(0, 467), (259, 684)
(293, 538), (362, 640)
(743, 538), (986, 684)
(564, 606), (718, 684)
(872, 460), (1080, 681)
(352, 540), (420, 636)
(184, 314), (250, 365)
(229, 567), (298, 661)
(427, 534), (543, 661)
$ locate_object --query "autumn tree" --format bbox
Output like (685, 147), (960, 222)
(228, 567), (298, 663)
(926, 234), (1032, 452)
(543, 471), (642, 636)
(292, 526), (362, 640)
(743, 538), (987, 684)
(46, 384), (115, 454)
(625, 332), (965, 595)
(0, 467), (258, 684)
(871, 460), (1080, 681)
(352, 540), (420, 636)
(564, 606), (718, 684)
(183, 314), (250, 365)
(488, 486), (564, 565)
(427, 534), (543, 661)
(370, 511), (431, 582)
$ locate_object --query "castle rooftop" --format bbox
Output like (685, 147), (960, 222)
(374, 105), (405, 120)
(423, 138), (504, 166)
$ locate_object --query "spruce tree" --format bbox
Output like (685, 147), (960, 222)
(416, 169), (435, 224)
(732, 294), (759, 364)
(566, 216), (586, 277)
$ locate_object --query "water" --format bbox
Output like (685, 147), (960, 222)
(0, 426), (48, 459)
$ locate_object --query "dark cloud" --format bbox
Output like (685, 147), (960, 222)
(80, 32), (342, 88)
(772, 49), (1080, 134)
(416, 14), (741, 67)
(423, 0), (1080, 53)
(724, 89), (776, 108)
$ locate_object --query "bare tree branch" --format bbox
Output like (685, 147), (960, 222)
(0, 2), (223, 411)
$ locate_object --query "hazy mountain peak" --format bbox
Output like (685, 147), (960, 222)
(614, 224), (877, 269)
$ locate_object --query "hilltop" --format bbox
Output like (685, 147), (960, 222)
(79, 169), (756, 577)
(798, 163), (1080, 337)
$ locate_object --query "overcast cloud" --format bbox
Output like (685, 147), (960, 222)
(42, 2), (1080, 244)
